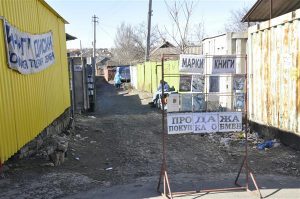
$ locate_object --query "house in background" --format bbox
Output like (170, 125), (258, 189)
(149, 41), (180, 61)
(185, 45), (202, 55)
(103, 60), (119, 82)
(96, 57), (110, 76)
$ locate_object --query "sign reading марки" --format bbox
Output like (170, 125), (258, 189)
(179, 54), (205, 73)
(4, 20), (55, 74)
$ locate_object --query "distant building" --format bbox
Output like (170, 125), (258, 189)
(202, 32), (247, 56)
(201, 32), (247, 111)
(103, 60), (119, 82)
(149, 41), (180, 61)
(185, 45), (202, 55)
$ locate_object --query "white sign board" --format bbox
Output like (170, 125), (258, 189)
(179, 54), (205, 73)
(74, 65), (83, 72)
(193, 112), (218, 133)
(218, 112), (243, 132)
(212, 56), (236, 74)
(167, 112), (242, 134)
(4, 20), (55, 74)
(167, 113), (193, 134)
(167, 94), (180, 112)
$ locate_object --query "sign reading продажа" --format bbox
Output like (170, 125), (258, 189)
(179, 54), (205, 73)
(4, 20), (55, 74)
(167, 112), (242, 134)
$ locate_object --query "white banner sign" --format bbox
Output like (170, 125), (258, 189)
(212, 56), (236, 74)
(4, 20), (55, 74)
(218, 112), (243, 132)
(179, 54), (205, 73)
(167, 112), (242, 134)
(167, 113), (194, 134)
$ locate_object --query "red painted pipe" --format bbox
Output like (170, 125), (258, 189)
(0, 159), (3, 176)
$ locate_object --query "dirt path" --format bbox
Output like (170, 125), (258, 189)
(0, 76), (299, 199)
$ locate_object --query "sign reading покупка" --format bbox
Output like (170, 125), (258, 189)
(4, 20), (55, 74)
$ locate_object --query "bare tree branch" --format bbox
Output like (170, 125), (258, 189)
(113, 22), (162, 64)
(163, 0), (202, 53)
(224, 5), (256, 32)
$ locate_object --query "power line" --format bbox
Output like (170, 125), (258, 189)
(97, 25), (115, 41)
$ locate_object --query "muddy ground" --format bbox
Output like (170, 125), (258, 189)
(0, 76), (299, 199)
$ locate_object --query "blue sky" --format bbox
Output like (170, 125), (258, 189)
(46, 0), (256, 49)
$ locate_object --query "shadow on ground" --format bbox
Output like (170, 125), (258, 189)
(94, 76), (156, 117)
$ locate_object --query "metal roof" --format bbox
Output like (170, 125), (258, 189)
(202, 33), (226, 42)
(242, 0), (300, 22)
(66, 33), (77, 41)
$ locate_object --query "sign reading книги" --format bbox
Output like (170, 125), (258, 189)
(212, 55), (236, 74)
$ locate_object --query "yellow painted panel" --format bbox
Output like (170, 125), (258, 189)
(58, 21), (71, 108)
(137, 63), (144, 90)
(136, 60), (180, 95)
(0, 19), (18, 163)
(0, 0), (70, 163)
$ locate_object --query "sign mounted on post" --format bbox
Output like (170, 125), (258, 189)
(74, 65), (83, 72)
(212, 56), (236, 74)
(179, 54), (205, 73)
(167, 112), (242, 134)
(4, 20), (55, 74)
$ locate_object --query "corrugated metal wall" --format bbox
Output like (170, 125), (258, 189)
(248, 9), (300, 135)
(0, 0), (70, 163)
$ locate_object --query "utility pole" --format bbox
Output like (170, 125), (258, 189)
(145, 0), (152, 61)
(80, 40), (88, 110)
(92, 15), (99, 69)
(91, 15), (98, 111)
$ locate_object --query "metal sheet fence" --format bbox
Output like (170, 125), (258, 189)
(137, 61), (180, 93)
(248, 9), (300, 135)
(0, 0), (70, 163)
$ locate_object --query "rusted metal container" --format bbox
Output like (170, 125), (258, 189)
(0, 0), (70, 163)
(248, 9), (300, 137)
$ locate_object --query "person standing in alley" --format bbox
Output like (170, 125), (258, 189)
(114, 68), (121, 89)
